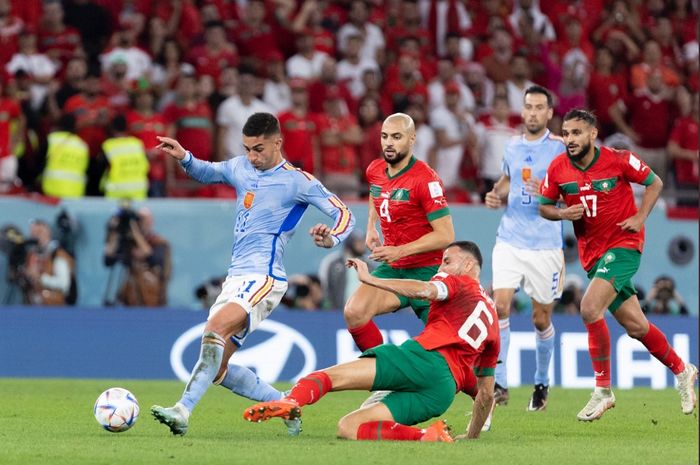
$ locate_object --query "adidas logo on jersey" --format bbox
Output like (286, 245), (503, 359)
(525, 156), (533, 163)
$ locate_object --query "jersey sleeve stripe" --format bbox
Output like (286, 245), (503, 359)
(641, 171), (655, 186)
(426, 207), (450, 222)
(473, 367), (495, 377)
(328, 196), (352, 236)
(248, 276), (274, 307)
(538, 196), (557, 205)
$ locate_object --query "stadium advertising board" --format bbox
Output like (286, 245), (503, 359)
(1, 307), (696, 389)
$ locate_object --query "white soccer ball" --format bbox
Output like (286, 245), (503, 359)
(94, 387), (140, 432)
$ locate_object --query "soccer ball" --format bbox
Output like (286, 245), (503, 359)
(94, 387), (139, 432)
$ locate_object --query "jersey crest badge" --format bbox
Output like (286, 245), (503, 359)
(243, 191), (255, 209)
(428, 181), (443, 198)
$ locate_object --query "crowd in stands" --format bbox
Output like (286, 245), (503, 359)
(0, 0), (697, 204)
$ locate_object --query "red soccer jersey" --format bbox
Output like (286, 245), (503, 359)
(366, 157), (450, 269)
(540, 146), (655, 271)
(669, 116), (699, 185)
(414, 273), (499, 395)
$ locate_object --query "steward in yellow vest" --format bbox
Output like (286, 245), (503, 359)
(101, 115), (149, 200)
(42, 115), (89, 198)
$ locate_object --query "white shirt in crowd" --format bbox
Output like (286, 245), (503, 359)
(216, 96), (274, 157)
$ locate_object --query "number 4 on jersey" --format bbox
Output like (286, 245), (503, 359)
(379, 198), (392, 222)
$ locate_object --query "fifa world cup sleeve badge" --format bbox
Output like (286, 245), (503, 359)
(243, 191), (255, 209)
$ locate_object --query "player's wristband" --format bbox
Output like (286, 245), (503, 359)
(181, 150), (193, 166)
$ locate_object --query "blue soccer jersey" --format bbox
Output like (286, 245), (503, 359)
(181, 152), (355, 280)
(497, 130), (564, 250)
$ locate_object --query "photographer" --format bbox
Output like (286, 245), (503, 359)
(643, 275), (689, 315)
(22, 219), (77, 305)
(104, 205), (171, 306)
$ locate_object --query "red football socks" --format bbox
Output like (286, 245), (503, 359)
(356, 421), (423, 441)
(586, 318), (611, 388)
(348, 320), (383, 351)
(640, 323), (685, 375)
(284, 371), (332, 406)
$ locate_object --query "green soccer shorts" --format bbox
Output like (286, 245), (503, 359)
(371, 263), (439, 323)
(587, 248), (641, 312)
(361, 339), (456, 426)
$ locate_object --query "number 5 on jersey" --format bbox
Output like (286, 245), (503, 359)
(379, 198), (392, 222)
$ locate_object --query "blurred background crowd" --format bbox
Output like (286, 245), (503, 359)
(0, 0), (697, 205)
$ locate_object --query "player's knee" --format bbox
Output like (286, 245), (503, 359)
(494, 300), (511, 319)
(578, 297), (600, 324)
(336, 416), (357, 440)
(623, 320), (649, 339)
(531, 310), (550, 330)
(343, 301), (369, 327)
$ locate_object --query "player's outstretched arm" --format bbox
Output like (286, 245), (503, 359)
(464, 375), (495, 440)
(156, 136), (186, 160)
(539, 203), (585, 222)
(157, 135), (232, 185)
(346, 258), (439, 300)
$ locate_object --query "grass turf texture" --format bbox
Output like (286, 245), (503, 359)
(0, 379), (697, 465)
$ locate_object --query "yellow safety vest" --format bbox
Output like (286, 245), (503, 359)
(102, 136), (149, 200)
(42, 131), (89, 198)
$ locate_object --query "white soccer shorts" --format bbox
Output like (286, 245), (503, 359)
(492, 241), (565, 305)
(208, 274), (288, 346)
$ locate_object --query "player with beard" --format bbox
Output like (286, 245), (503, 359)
(485, 85), (565, 416)
(540, 109), (697, 421)
(344, 113), (455, 355)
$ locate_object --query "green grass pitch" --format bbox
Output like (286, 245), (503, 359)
(0, 378), (697, 465)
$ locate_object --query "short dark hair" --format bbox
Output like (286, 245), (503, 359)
(448, 241), (483, 268)
(524, 85), (554, 108)
(242, 113), (281, 138)
(563, 109), (598, 128)
(111, 115), (128, 133)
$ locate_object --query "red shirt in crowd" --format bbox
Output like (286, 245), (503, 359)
(38, 26), (82, 67)
(622, 90), (674, 149)
(186, 45), (238, 83)
(63, 94), (112, 156)
(127, 109), (168, 182)
(162, 101), (214, 164)
(669, 116), (699, 185)
(587, 71), (628, 128)
(316, 114), (358, 176)
(278, 111), (320, 175)
(0, 97), (21, 158)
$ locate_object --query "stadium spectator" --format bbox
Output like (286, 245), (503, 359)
(609, 69), (676, 183)
(63, 0), (113, 61)
(6, 31), (58, 111)
(630, 40), (681, 91)
(100, 25), (152, 83)
(426, 0), (472, 58)
(150, 38), (195, 108)
(405, 102), (436, 168)
(358, 68), (391, 116)
(430, 82), (476, 191)
(150, 112), (355, 437)
(336, 0), (385, 66)
(103, 205), (171, 307)
(127, 80), (168, 197)
(427, 58), (475, 114)
(505, 53), (535, 113)
(316, 88), (363, 198)
(384, 0), (433, 59)
(261, 52), (291, 114)
(216, 66), (272, 160)
(481, 28), (515, 84)
(187, 20), (238, 84)
(37, 0), (82, 69)
(667, 90), (699, 205)
(539, 109), (697, 421)
(383, 51), (427, 113)
(277, 78), (320, 175)
(356, 96), (383, 177)
(307, 57), (353, 114)
(290, 0), (335, 55)
(587, 47), (628, 139)
(0, 0), (23, 68)
(45, 56), (86, 119)
(337, 33), (380, 100)
(509, 0), (556, 45)
(460, 61), (495, 116)
(41, 113), (88, 199)
(643, 275), (689, 315)
(286, 31), (331, 81)
(473, 95), (520, 196)
(233, 0), (282, 74)
(100, 115), (149, 200)
(22, 218), (76, 305)
(0, 76), (24, 193)
(244, 242), (497, 442)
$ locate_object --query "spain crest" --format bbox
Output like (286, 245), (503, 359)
(243, 191), (255, 209)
